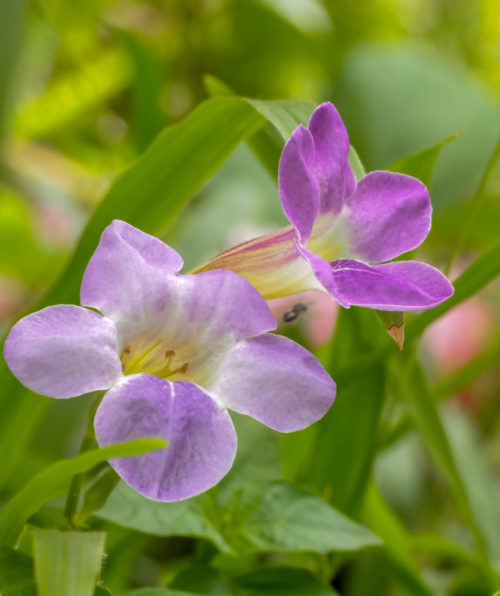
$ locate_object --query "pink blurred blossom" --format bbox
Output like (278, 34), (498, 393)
(424, 297), (493, 376)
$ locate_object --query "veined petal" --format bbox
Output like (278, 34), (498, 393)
(209, 334), (336, 432)
(308, 102), (355, 215)
(3, 305), (122, 398)
(346, 172), (431, 263)
(192, 227), (324, 300)
(81, 220), (183, 337)
(114, 269), (277, 387)
(330, 259), (454, 311)
(278, 125), (320, 243)
(94, 374), (237, 501)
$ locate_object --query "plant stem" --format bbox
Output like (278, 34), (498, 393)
(63, 393), (103, 528)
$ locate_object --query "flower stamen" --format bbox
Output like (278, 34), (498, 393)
(121, 339), (189, 378)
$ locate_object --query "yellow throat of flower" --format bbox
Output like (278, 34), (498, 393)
(120, 335), (189, 379)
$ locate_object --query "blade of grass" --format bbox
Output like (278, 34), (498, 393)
(394, 353), (496, 576)
(365, 484), (433, 596)
(0, 438), (166, 547)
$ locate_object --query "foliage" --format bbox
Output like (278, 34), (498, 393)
(0, 1), (498, 595)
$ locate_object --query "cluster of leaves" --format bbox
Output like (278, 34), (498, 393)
(0, 1), (499, 595)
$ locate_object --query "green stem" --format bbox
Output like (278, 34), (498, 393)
(63, 393), (103, 528)
(379, 337), (500, 450)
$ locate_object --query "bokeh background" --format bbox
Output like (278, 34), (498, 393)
(0, 1), (499, 595)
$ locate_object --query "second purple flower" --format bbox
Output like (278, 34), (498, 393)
(194, 102), (453, 312)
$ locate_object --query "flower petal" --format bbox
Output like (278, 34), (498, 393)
(94, 374), (237, 501)
(308, 102), (355, 215)
(3, 305), (122, 398)
(209, 334), (336, 432)
(330, 259), (454, 311)
(294, 241), (349, 308)
(346, 171), (431, 263)
(81, 220), (183, 329)
(116, 269), (277, 387)
(278, 125), (320, 243)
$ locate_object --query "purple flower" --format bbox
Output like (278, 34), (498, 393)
(194, 102), (453, 311)
(4, 221), (335, 501)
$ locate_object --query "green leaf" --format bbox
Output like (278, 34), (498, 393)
(75, 468), (120, 527)
(33, 529), (105, 596)
(0, 376), (50, 491)
(307, 308), (387, 516)
(203, 74), (235, 97)
(204, 75), (315, 140)
(389, 134), (459, 186)
(444, 407), (500, 572)
(0, 438), (166, 547)
(394, 356), (489, 562)
(217, 413), (281, 499)
(169, 565), (233, 595)
(234, 567), (338, 595)
(240, 482), (380, 553)
(38, 96), (265, 308)
(443, 135), (500, 270)
(336, 242), (500, 388)
(95, 481), (231, 553)
(205, 75), (365, 184)
(204, 75), (314, 176)
(170, 564), (340, 596)
(247, 98), (315, 140)
(0, 546), (34, 591)
(365, 485), (433, 596)
(124, 33), (165, 152)
(0, 0), (26, 140)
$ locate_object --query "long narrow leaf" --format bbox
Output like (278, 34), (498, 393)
(38, 97), (265, 308)
(365, 484), (433, 596)
(0, 438), (166, 547)
(396, 356), (490, 563)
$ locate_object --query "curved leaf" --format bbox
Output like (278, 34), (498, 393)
(0, 438), (166, 547)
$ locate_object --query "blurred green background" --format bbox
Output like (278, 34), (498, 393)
(0, 1), (499, 595)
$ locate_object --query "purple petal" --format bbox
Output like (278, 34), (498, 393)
(308, 102), (355, 215)
(294, 241), (349, 308)
(81, 220), (183, 329)
(209, 334), (336, 432)
(330, 259), (454, 311)
(3, 305), (122, 398)
(94, 374), (237, 501)
(346, 171), (431, 263)
(174, 269), (277, 346)
(278, 125), (320, 243)
(115, 269), (276, 386)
